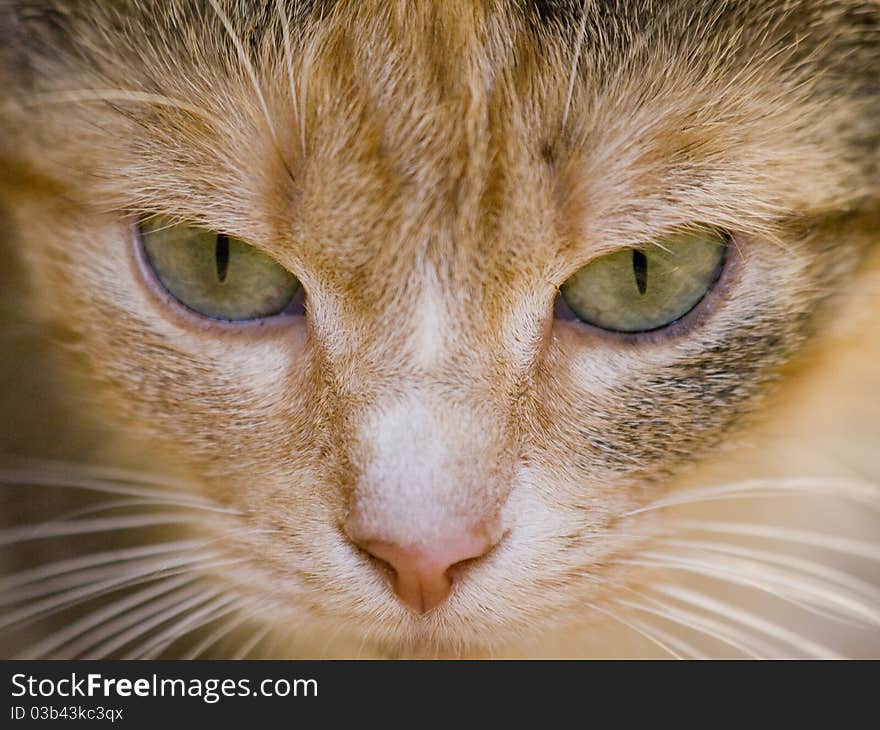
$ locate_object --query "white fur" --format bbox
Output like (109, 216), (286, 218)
(354, 392), (469, 548)
(411, 266), (448, 370)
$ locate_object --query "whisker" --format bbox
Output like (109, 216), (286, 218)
(624, 616), (705, 659)
(0, 470), (195, 501)
(0, 553), (215, 630)
(205, 0), (280, 147)
(296, 29), (316, 166)
(86, 588), (225, 660)
(626, 477), (880, 517)
(17, 576), (202, 659)
(670, 521), (880, 562)
(74, 584), (219, 661)
(0, 462), (232, 511)
(69, 584), (223, 660)
(230, 623), (272, 660)
(130, 595), (242, 660)
(0, 513), (220, 548)
(47, 498), (233, 525)
(615, 595), (771, 658)
(275, 0), (305, 157)
(0, 539), (206, 591)
(658, 538), (880, 609)
(561, 0), (592, 129)
(650, 584), (840, 658)
(0, 551), (216, 607)
(624, 551), (880, 628)
(181, 608), (259, 660)
(584, 601), (687, 659)
(3, 457), (188, 488)
(0, 554), (237, 632)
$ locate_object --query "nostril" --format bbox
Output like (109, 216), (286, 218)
(347, 531), (497, 614)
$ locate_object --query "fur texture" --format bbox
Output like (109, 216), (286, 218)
(0, 0), (878, 657)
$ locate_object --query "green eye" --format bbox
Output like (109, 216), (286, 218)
(139, 217), (301, 321)
(559, 228), (728, 333)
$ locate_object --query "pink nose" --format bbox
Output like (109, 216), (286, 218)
(353, 533), (496, 613)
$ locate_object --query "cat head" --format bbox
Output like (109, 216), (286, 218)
(1, 0), (877, 654)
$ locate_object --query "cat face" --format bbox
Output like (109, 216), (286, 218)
(1, 0), (877, 655)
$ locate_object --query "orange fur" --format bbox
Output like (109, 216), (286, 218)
(0, 0), (877, 657)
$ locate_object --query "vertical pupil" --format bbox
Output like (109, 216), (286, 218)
(215, 234), (230, 283)
(632, 249), (648, 295)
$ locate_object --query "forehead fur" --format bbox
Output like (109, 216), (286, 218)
(1, 2), (877, 268)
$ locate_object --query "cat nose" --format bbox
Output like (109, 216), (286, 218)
(349, 532), (497, 613)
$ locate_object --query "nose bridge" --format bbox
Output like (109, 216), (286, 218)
(323, 255), (528, 550)
(346, 385), (510, 550)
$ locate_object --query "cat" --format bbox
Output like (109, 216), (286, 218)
(0, 0), (878, 659)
